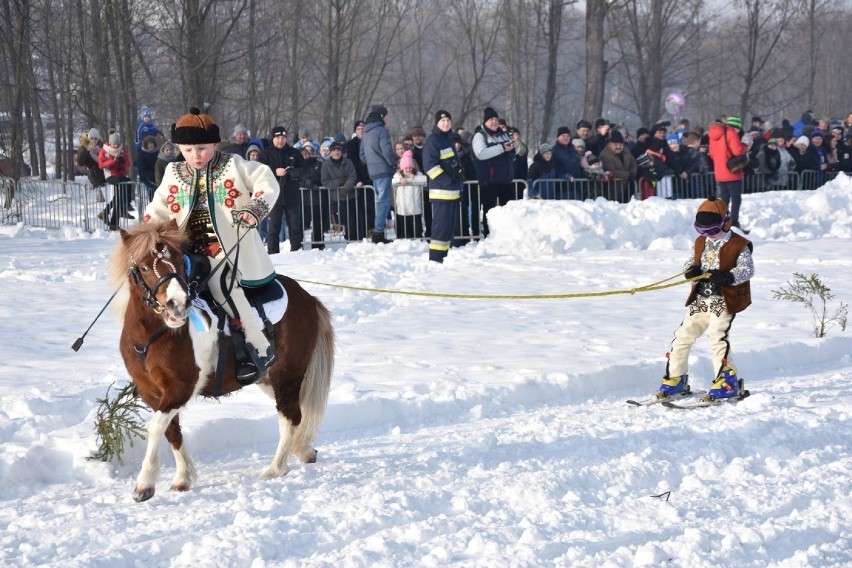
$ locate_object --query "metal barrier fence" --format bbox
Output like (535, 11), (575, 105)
(1, 171), (840, 239)
(0, 178), (148, 231)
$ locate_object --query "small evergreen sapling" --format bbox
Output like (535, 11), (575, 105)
(88, 382), (147, 466)
(772, 273), (848, 338)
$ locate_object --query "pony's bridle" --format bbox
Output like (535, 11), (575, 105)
(129, 242), (188, 314)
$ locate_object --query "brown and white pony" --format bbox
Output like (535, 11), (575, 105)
(108, 219), (334, 502)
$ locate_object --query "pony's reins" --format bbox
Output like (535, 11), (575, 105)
(71, 225), (253, 352)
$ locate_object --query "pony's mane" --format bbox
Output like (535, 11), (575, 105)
(107, 221), (188, 290)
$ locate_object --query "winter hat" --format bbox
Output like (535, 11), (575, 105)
(399, 150), (416, 169)
(795, 135), (810, 148)
(609, 130), (625, 144)
(172, 108), (221, 145)
(329, 141), (344, 152)
(666, 132), (680, 144)
(88, 128), (101, 141)
(539, 143), (553, 154)
(370, 104), (389, 119)
(571, 138), (585, 148)
(232, 124), (248, 138)
(751, 115), (763, 125)
(353, 119), (365, 131)
(483, 107), (499, 122)
(726, 116), (743, 130)
(766, 138), (778, 146)
(810, 129), (824, 139)
(270, 125), (287, 138)
(108, 132), (121, 145)
(435, 109), (452, 124)
(636, 127), (650, 138)
(245, 144), (262, 158)
(695, 197), (731, 232)
(557, 126), (571, 137)
(410, 125), (426, 137)
(576, 119), (593, 130)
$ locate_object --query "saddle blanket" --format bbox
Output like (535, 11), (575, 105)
(189, 280), (288, 334)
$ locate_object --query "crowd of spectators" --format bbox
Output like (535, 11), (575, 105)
(77, 105), (852, 242)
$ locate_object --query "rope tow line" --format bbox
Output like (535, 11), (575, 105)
(294, 271), (709, 301)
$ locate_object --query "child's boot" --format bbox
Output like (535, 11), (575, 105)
(658, 374), (689, 397)
(707, 366), (740, 399)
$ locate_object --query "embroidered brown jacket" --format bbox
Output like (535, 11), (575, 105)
(687, 233), (753, 314)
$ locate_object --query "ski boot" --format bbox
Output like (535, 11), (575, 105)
(704, 365), (741, 401)
(657, 374), (689, 399)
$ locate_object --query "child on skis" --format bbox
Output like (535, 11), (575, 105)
(658, 197), (754, 401)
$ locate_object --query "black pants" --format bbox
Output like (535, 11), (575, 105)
(267, 190), (303, 253)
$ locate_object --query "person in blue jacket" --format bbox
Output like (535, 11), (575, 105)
(423, 110), (463, 263)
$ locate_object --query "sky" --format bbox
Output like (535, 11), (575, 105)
(0, 175), (851, 567)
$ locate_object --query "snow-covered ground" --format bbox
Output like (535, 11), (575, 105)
(1, 176), (851, 567)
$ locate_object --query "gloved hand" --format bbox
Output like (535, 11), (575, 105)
(684, 265), (704, 280)
(708, 269), (734, 286)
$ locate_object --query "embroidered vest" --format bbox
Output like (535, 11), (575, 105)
(687, 233), (753, 314)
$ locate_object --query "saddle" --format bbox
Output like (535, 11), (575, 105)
(185, 253), (287, 391)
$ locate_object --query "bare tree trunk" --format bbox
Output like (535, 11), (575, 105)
(583, 0), (607, 120)
(540, 0), (564, 143)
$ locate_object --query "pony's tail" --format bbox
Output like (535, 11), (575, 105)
(293, 301), (334, 451)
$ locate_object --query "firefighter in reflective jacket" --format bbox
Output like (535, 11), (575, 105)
(423, 110), (463, 263)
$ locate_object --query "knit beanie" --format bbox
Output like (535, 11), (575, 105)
(232, 124), (248, 137)
(483, 106), (499, 122)
(609, 130), (625, 144)
(172, 108), (221, 145)
(88, 128), (101, 141)
(557, 126), (571, 137)
(399, 150), (416, 170)
(108, 132), (121, 145)
(695, 197), (731, 232)
(726, 116), (743, 130)
(370, 105), (388, 119)
(435, 109), (452, 124)
(795, 135), (810, 148)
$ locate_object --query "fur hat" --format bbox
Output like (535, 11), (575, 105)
(172, 108), (221, 145)
(726, 116), (743, 130)
(399, 149), (416, 170)
(609, 130), (625, 144)
(483, 106), (499, 122)
(435, 109), (452, 124)
(695, 197), (731, 232)
(88, 128), (101, 141)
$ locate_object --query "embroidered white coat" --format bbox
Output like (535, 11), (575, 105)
(143, 152), (279, 286)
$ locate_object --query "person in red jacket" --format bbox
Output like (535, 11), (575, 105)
(707, 116), (749, 233)
(97, 131), (133, 230)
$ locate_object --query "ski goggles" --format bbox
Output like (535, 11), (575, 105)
(694, 221), (725, 236)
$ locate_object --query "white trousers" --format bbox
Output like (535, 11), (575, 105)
(668, 298), (736, 380)
(207, 252), (270, 355)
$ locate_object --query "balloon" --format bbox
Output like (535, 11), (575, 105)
(664, 92), (685, 116)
